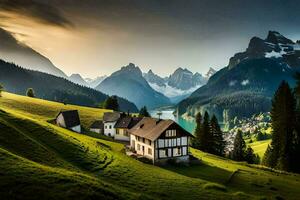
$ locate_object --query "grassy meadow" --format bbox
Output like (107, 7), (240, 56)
(0, 92), (300, 199)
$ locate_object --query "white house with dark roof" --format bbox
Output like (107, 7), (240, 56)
(56, 110), (81, 133)
(129, 117), (194, 164)
(103, 112), (121, 137)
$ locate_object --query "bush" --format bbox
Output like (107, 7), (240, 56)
(26, 88), (35, 97)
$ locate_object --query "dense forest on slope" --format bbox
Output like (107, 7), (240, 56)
(0, 60), (138, 112)
(178, 58), (297, 121)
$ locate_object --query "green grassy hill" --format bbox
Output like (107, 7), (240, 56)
(249, 140), (271, 158)
(0, 92), (300, 199)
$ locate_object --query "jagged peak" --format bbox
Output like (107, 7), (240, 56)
(266, 30), (294, 44)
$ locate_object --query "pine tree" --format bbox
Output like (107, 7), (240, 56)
(232, 130), (246, 161)
(0, 84), (3, 97)
(201, 112), (214, 153)
(265, 81), (295, 171)
(26, 88), (35, 98)
(245, 146), (255, 164)
(292, 72), (300, 172)
(210, 115), (225, 156)
(103, 96), (119, 111)
(139, 106), (151, 117)
(192, 112), (203, 149)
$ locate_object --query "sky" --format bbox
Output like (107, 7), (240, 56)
(0, 0), (299, 78)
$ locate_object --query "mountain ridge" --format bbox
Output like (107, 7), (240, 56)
(0, 28), (67, 78)
(177, 31), (299, 122)
(96, 63), (171, 109)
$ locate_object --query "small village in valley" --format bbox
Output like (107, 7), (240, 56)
(56, 109), (194, 165)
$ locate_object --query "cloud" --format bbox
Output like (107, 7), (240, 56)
(0, 0), (73, 28)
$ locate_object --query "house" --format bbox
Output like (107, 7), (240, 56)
(90, 120), (104, 134)
(114, 116), (142, 141)
(56, 110), (81, 133)
(129, 117), (194, 164)
(103, 112), (121, 137)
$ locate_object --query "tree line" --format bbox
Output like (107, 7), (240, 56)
(192, 111), (226, 157)
(192, 111), (259, 164)
(262, 74), (300, 173)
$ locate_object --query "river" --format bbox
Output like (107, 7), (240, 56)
(149, 109), (196, 134)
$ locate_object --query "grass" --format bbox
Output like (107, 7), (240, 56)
(248, 139), (271, 158)
(0, 92), (300, 199)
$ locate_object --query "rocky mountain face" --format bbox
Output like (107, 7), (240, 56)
(96, 63), (171, 109)
(177, 31), (299, 123)
(205, 67), (217, 79)
(143, 70), (167, 87)
(0, 28), (67, 78)
(168, 68), (206, 90)
(228, 31), (300, 69)
(143, 67), (208, 103)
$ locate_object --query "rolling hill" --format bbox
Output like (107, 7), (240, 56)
(0, 59), (138, 112)
(0, 92), (299, 199)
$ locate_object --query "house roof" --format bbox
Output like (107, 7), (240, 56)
(103, 112), (120, 122)
(129, 117), (193, 141)
(114, 116), (142, 129)
(90, 120), (104, 129)
(57, 110), (80, 128)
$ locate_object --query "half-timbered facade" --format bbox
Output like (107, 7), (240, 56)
(129, 117), (193, 164)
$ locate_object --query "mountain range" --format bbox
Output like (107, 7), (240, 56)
(68, 74), (107, 88)
(143, 67), (212, 103)
(0, 59), (138, 112)
(96, 63), (171, 109)
(177, 31), (299, 123)
(0, 28), (67, 78)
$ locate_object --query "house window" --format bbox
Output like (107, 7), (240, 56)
(166, 130), (176, 137)
(124, 130), (129, 136)
(137, 144), (140, 151)
(177, 147), (181, 155)
(109, 125), (112, 129)
(105, 125), (107, 129)
(149, 140), (152, 146)
(148, 148), (152, 155)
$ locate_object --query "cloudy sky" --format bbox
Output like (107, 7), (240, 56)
(0, 0), (299, 78)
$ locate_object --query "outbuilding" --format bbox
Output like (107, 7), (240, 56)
(56, 110), (81, 133)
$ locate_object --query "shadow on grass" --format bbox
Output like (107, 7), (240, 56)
(163, 161), (233, 184)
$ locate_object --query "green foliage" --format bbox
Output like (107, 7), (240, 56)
(231, 130), (246, 161)
(264, 81), (296, 171)
(139, 106), (151, 117)
(192, 112), (202, 149)
(103, 96), (119, 111)
(193, 112), (225, 156)
(0, 83), (3, 97)
(26, 88), (35, 98)
(1, 93), (300, 199)
(210, 115), (226, 156)
(245, 147), (260, 164)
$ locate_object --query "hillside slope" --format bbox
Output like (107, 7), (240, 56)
(0, 60), (138, 112)
(0, 92), (299, 199)
(178, 31), (300, 121)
